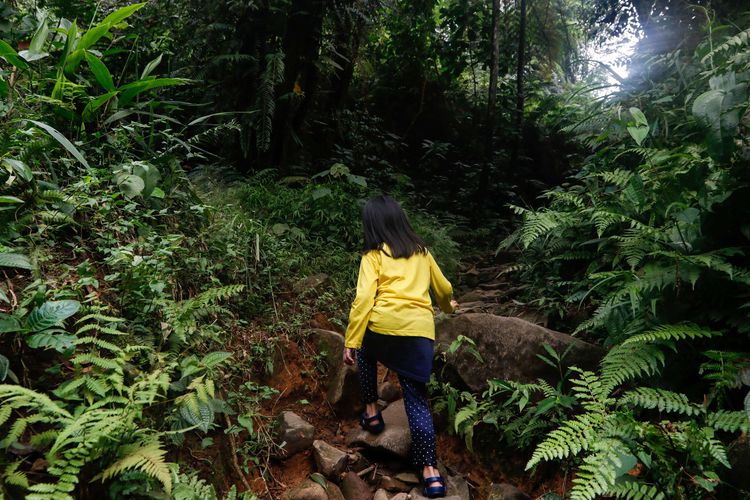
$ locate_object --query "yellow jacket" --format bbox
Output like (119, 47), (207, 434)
(344, 246), (454, 349)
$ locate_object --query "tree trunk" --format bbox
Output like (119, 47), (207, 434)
(510, 0), (527, 169)
(270, 0), (326, 174)
(477, 0), (502, 204)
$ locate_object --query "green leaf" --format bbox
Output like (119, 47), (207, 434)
(85, 52), (115, 91)
(77, 23), (110, 52)
(28, 120), (89, 169)
(200, 351), (232, 368)
(0, 354), (8, 381)
(101, 3), (147, 26)
(629, 107), (648, 126)
(0, 40), (29, 69)
(116, 174), (145, 198)
(0, 314), (21, 333)
(140, 53), (163, 80)
(309, 473), (328, 490)
(26, 333), (77, 352)
(19, 17), (50, 61)
(82, 91), (118, 122)
(132, 162), (160, 197)
(2, 159), (33, 182)
(117, 78), (190, 106)
(26, 300), (81, 332)
(0, 253), (33, 270)
(150, 187), (165, 199)
(744, 391), (750, 425)
(237, 414), (254, 434)
(0, 196), (23, 204)
(627, 125), (649, 146)
(311, 187), (331, 200)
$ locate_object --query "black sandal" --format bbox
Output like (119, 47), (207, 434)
(422, 475), (447, 498)
(359, 410), (385, 434)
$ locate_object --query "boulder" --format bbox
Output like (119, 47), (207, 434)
(727, 435), (750, 493)
(308, 329), (363, 415)
(488, 483), (531, 500)
(435, 314), (604, 391)
(313, 440), (348, 479)
(309, 329), (346, 373)
(437, 463), (470, 500)
(277, 411), (314, 458)
(346, 399), (411, 459)
(378, 381), (401, 402)
(390, 494), (409, 500)
(341, 472), (372, 500)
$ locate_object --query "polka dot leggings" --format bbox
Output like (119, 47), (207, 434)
(357, 348), (438, 467)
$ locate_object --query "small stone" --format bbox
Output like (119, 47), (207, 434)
(380, 475), (409, 492)
(394, 472), (420, 484)
(341, 472), (372, 500)
(313, 440), (348, 479)
(488, 483), (531, 500)
(281, 478), (328, 500)
(373, 489), (389, 500)
(277, 411), (314, 458)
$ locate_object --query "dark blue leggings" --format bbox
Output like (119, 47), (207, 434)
(357, 348), (437, 467)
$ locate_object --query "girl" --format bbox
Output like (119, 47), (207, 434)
(343, 195), (457, 499)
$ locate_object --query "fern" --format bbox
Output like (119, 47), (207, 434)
(608, 481), (666, 500)
(95, 438), (172, 493)
(623, 323), (721, 345)
(622, 387), (702, 416)
(255, 51), (284, 152)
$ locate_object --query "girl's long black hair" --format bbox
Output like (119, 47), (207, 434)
(362, 195), (426, 258)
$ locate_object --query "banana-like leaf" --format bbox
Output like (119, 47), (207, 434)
(85, 52), (115, 91)
(117, 78), (190, 107)
(0, 40), (29, 69)
(101, 3), (147, 26)
(0, 253), (33, 270)
(26, 300), (81, 332)
(140, 53), (162, 80)
(28, 120), (90, 168)
(19, 17), (49, 61)
(2, 159), (33, 182)
(83, 91), (118, 122)
(0, 354), (8, 380)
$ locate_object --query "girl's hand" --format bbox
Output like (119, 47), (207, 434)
(450, 299), (460, 312)
(343, 347), (356, 366)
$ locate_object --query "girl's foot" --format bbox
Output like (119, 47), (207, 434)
(422, 466), (446, 498)
(360, 403), (385, 434)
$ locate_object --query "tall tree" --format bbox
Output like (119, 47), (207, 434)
(510, 0), (527, 169)
(478, 0), (502, 203)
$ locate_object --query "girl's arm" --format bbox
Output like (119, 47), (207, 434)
(344, 251), (380, 349)
(428, 251), (455, 313)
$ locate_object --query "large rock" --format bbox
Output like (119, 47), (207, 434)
(313, 440), (348, 479)
(727, 435), (750, 493)
(435, 314), (604, 391)
(408, 487), (462, 500)
(346, 399), (411, 458)
(309, 329), (362, 415)
(341, 472), (372, 500)
(277, 411), (314, 458)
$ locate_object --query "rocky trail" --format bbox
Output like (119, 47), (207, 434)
(254, 253), (603, 500)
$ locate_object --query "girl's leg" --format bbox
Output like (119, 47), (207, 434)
(356, 348), (379, 414)
(398, 374), (438, 471)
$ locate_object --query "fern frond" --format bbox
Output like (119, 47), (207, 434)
(706, 410), (750, 433)
(622, 387), (702, 416)
(608, 480), (666, 500)
(526, 412), (606, 468)
(96, 438), (172, 493)
(623, 324), (721, 345)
